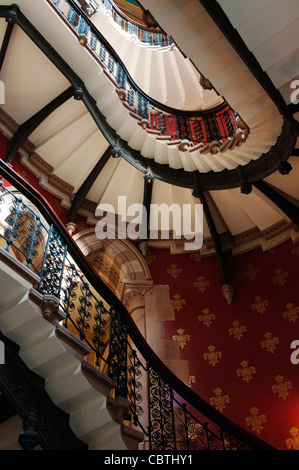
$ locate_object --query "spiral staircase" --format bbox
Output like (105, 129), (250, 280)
(0, 0), (298, 450)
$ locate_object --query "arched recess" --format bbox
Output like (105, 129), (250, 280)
(73, 228), (191, 385)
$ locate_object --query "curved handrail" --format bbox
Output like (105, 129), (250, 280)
(50, 0), (245, 147)
(96, 0), (173, 46)
(0, 160), (276, 450)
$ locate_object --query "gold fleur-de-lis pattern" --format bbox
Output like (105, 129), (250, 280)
(228, 320), (246, 341)
(283, 303), (299, 323)
(244, 264), (260, 280)
(246, 407), (267, 435)
(184, 376), (196, 388)
(198, 308), (215, 327)
(272, 375), (292, 400)
(286, 427), (299, 450)
(210, 388), (230, 413)
(194, 276), (210, 293)
(173, 328), (190, 349)
(146, 240), (299, 449)
(272, 268), (288, 286)
(251, 296), (269, 315)
(167, 263), (182, 279)
(260, 332), (279, 354)
(236, 360), (256, 384)
(203, 345), (222, 367)
(171, 294), (186, 312)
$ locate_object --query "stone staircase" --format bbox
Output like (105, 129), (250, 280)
(0, 247), (143, 450)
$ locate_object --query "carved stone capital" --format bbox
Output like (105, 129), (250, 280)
(123, 282), (153, 314)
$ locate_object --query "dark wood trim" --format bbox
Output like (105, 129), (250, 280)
(4, 87), (74, 164)
(292, 148), (299, 157)
(68, 146), (112, 223)
(141, 175), (153, 240)
(1, 4), (297, 191)
(288, 102), (299, 115)
(198, 0), (290, 116)
(253, 181), (299, 228)
(0, 20), (14, 71)
(196, 190), (230, 286)
(0, 160), (276, 450)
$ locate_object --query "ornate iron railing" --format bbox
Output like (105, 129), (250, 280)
(0, 162), (275, 450)
(96, 0), (173, 46)
(49, 0), (246, 147)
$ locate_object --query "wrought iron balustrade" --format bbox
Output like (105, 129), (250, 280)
(96, 0), (173, 46)
(0, 162), (275, 451)
(49, 0), (246, 148)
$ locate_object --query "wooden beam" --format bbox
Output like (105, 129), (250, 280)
(254, 181), (299, 228)
(0, 392), (17, 424)
(141, 174), (153, 240)
(197, 190), (230, 286)
(4, 87), (74, 164)
(67, 146), (112, 223)
(0, 21), (14, 71)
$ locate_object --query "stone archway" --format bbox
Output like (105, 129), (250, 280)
(73, 229), (191, 385)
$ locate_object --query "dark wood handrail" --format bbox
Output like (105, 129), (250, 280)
(65, 0), (227, 118)
(0, 159), (276, 450)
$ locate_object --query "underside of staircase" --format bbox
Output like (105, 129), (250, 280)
(0, 247), (143, 450)
(0, 0), (298, 451)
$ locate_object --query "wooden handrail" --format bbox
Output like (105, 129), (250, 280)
(0, 159), (276, 450)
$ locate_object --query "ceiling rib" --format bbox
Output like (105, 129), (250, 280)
(4, 87), (74, 164)
(68, 145), (112, 223)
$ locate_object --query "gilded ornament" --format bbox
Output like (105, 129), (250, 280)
(209, 388), (230, 413)
(228, 320), (246, 341)
(198, 308), (215, 327)
(146, 254), (156, 265)
(251, 296), (269, 315)
(260, 332), (279, 353)
(173, 328), (190, 349)
(283, 303), (299, 323)
(236, 360), (256, 384)
(167, 264), (182, 279)
(203, 345), (222, 367)
(190, 253), (201, 263)
(245, 407), (267, 435)
(193, 276), (210, 293)
(171, 294), (186, 312)
(184, 376), (196, 388)
(243, 264), (260, 280)
(272, 268), (288, 286)
(272, 375), (292, 400)
(286, 427), (299, 450)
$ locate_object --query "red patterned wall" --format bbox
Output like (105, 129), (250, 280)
(0, 133), (92, 234)
(1, 132), (299, 450)
(146, 242), (299, 450)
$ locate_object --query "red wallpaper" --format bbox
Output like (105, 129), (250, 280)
(0, 133), (92, 234)
(1, 132), (299, 450)
(146, 242), (299, 450)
